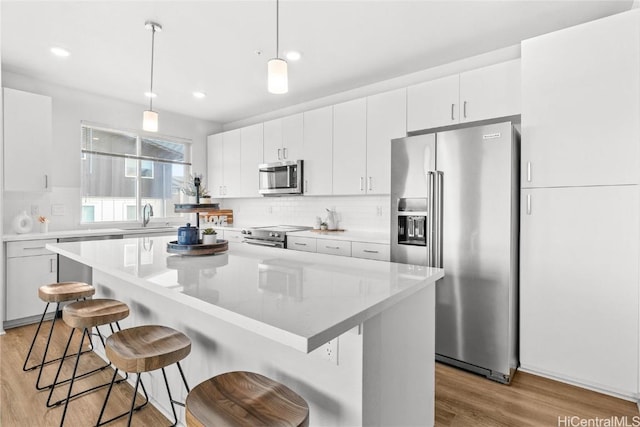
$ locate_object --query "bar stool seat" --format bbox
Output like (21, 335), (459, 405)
(97, 325), (191, 427)
(52, 298), (130, 426)
(38, 281), (95, 303)
(24, 281), (95, 390)
(185, 371), (309, 427)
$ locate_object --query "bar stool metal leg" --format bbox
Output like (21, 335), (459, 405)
(95, 369), (149, 427)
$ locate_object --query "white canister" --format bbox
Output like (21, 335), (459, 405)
(13, 211), (33, 234)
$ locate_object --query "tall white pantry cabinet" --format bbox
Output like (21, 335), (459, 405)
(520, 9), (640, 399)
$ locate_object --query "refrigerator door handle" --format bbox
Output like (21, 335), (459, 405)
(435, 171), (444, 268)
(427, 171), (435, 266)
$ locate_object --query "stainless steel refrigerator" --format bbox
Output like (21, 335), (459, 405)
(390, 121), (519, 383)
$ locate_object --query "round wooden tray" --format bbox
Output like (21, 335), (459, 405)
(166, 239), (228, 256)
(174, 203), (220, 213)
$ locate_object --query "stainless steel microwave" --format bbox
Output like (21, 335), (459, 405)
(258, 160), (303, 196)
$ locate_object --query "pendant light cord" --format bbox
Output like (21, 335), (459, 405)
(149, 25), (156, 111)
(276, 0), (280, 59)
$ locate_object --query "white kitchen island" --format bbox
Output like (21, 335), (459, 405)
(47, 236), (443, 427)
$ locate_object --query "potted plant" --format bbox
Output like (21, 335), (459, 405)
(320, 222), (328, 231)
(202, 227), (217, 245)
(180, 173), (209, 204)
(199, 187), (211, 204)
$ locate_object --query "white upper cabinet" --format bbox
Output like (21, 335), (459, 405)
(207, 134), (224, 197)
(407, 74), (459, 131)
(459, 59), (520, 124)
(263, 113), (303, 163)
(3, 88), (53, 192)
(282, 113), (303, 161)
(240, 123), (264, 197)
(207, 129), (241, 197)
(366, 88), (407, 194)
(407, 60), (521, 132)
(333, 98), (367, 195)
(521, 10), (640, 188)
(303, 106), (333, 196)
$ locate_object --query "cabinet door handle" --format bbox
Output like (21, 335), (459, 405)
(325, 246), (340, 250)
(277, 148), (282, 160)
(294, 242), (307, 246)
(363, 249), (379, 254)
(451, 104), (455, 121)
(463, 101), (467, 119)
(526, 194), (532, 215)
(304, 180), (308, 193)
(219, 186), (222, 195)
(527, 162), (532, 182)
(360, 177), (364, 191)
(24, 246), (46, 250)
(283, 147), (288, 159)
(50, 258), (55, 273)
(44, 174), (49, 189)
(368, 177), (372, 191)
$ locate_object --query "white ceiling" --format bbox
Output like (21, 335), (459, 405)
(1, 1), (634, 125)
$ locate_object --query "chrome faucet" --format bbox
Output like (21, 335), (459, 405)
(142, 203), (154, 227)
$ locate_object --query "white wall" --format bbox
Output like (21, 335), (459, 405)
(2, 71), (221, 232)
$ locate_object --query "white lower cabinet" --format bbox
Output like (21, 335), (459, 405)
(288, 236), (390, 262)
(316, 239), (351, 257)
(287, 236), (317, 253)
(351, 242), (390, 261)
(5, 239), (58, 324)
(520, 186), (639, 396)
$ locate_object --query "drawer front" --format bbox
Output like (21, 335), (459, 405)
(316, 239), (351, 257)
(224, 230), (244, 243)
(7, 239), (57, 258)
(287, 236), (317, 252)
(352, 242), (390, 261)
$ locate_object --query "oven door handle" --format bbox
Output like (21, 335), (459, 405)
(244, 239), (282, 248)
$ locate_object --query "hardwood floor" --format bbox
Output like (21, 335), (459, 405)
(1, 321), (169, 426)
(1, 322), (638, 426)
(435, 363), (638, 427)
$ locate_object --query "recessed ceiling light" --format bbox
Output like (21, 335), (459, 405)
(50, 46), (70, 57)
(285, 51), (301, 61)
(192, 91), (206, 99)
(144, 92), (157, 98)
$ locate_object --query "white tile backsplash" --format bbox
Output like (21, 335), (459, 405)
(220, 195), (390, 232)
(3, 186), (81, 233)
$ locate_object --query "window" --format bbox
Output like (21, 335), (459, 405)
(81, 124), (191, 223)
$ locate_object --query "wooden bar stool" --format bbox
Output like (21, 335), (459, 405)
(97, 325), (191, 427)
(185, 371), (309, 427)
(51, 298), (130, 427)
(23, 281), (95, 391)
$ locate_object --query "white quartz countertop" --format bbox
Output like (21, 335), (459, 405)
(3, 224), (246, 242)
(288, 229), (390, 244)
(46, 236), (442, 352)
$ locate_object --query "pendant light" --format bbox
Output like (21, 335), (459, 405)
(143, 20), (162, 132)
(267, 0), (288, 94)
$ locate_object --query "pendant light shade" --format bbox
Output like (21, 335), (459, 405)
(143, 20), (162, 132)
(267, 0), (288, 94)
(268, 58), (288, 94)
(143, 110), (158, 132)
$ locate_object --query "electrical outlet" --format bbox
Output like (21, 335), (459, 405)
(52, 204), (66, 216)
(320, 339), (339, 365)
(376, 206), (383, 216)
(30, 205), (39, 216)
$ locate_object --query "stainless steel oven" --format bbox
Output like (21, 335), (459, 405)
(242, 225), (312, 248)
(258, 160), (303, 196)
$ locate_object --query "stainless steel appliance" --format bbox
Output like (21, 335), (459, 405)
(242, 225), (312, 248)
(259, 160), (303, 196)
(390, 121), (520, 383)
